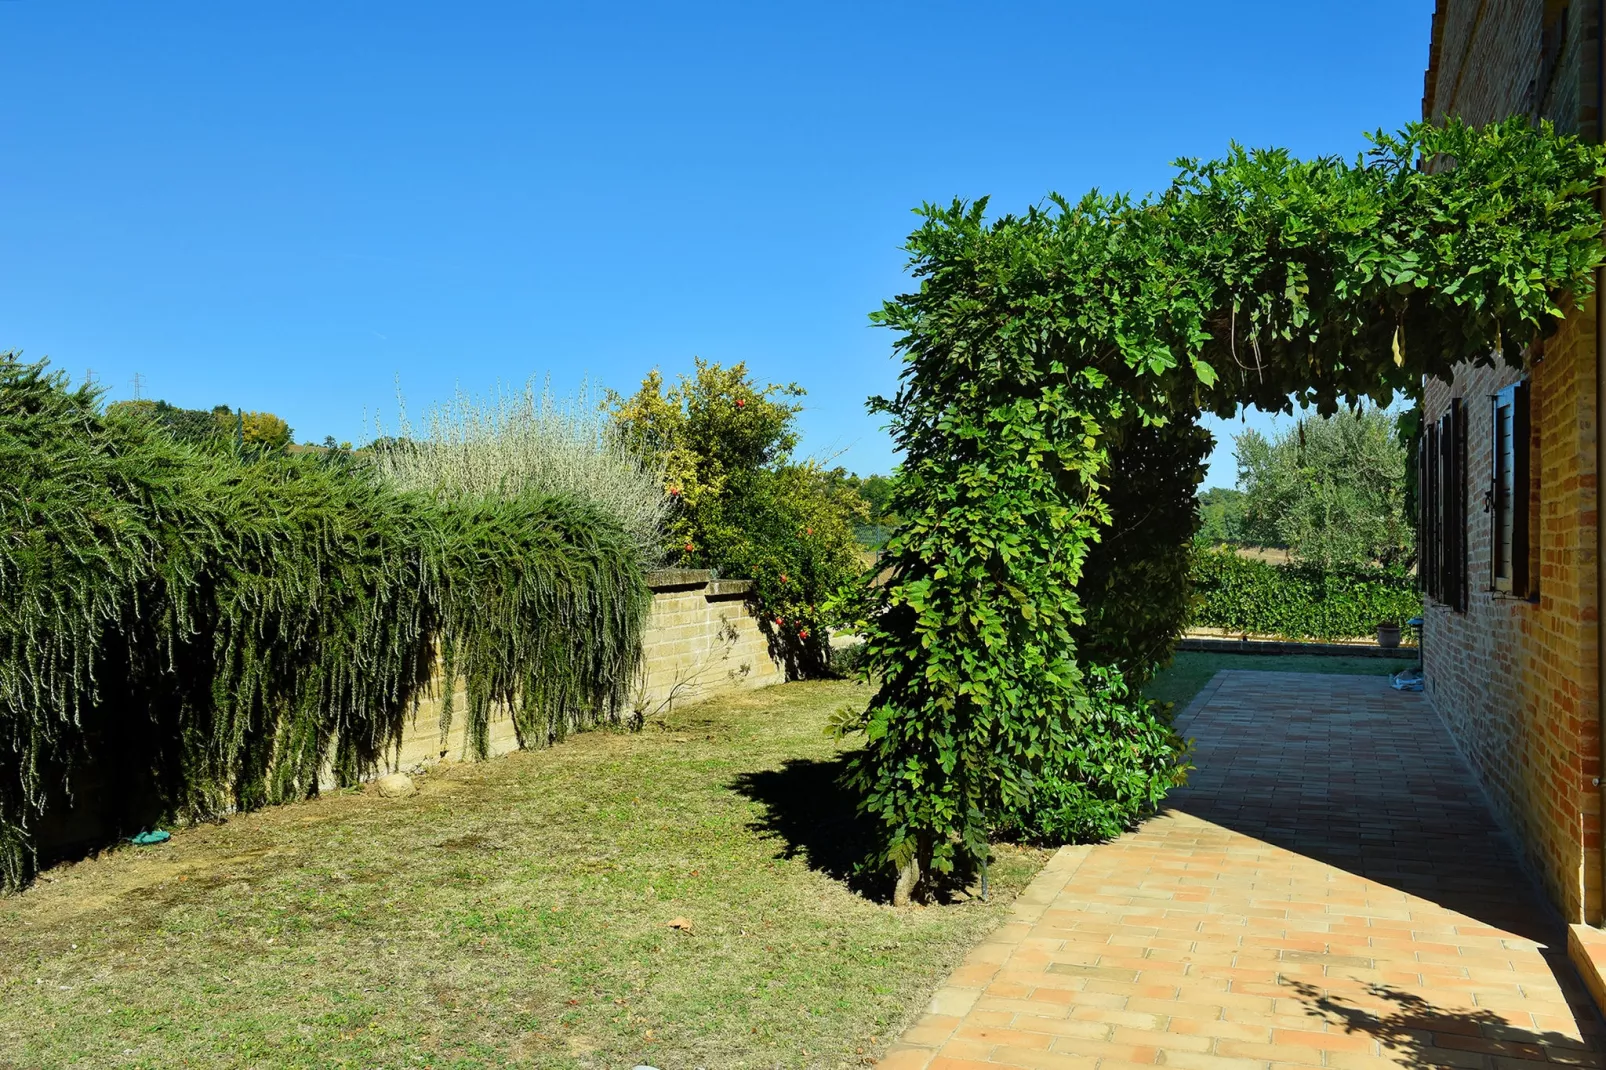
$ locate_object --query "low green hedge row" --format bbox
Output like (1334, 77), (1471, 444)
(1188, 546), (1420, 642)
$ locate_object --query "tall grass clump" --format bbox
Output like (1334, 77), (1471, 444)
(373, 380), (670, 568)
(0, 355), (650, 894)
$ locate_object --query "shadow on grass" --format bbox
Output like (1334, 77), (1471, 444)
(1285, 979), (1601, 1067)
(732, 755), (1025, 907)
(728, 755), (890, 902)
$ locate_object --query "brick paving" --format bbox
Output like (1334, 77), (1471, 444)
(880, 670), (1604, 1070)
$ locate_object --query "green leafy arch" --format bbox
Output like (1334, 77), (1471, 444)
(846, 118), (1606, 901)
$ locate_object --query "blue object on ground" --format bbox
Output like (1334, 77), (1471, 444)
(129, 829), (171, 845)
(1390, 667), (1424, 692)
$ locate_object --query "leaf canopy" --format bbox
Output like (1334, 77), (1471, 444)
(847, 118), (1606, 891)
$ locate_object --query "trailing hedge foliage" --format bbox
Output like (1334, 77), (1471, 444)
(1189, 547), (1420, 642)
(0, 357), (650, 893)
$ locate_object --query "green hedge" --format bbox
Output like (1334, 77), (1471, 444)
(1188, 546), (1420, 642)
(0, 358), (650, 893)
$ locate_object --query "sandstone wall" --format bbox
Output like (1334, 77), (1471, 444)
(383, 569), (785, 773)
(31, 570), (786, 864)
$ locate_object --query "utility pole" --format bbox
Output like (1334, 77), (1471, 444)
(130, 371), (144, 400)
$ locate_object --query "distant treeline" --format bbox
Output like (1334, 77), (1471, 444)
(108, 398), (294, 450)
(1196, 407), (1413, 572)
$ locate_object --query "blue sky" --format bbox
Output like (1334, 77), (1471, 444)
(2, 1), (1433, 486)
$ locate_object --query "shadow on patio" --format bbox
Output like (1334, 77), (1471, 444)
(1168, 670), (1553, 943)
(879, 669), (1604, 1069)
(1283, 977), (1599, 1068)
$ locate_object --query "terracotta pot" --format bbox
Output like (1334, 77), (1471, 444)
(1376, 622), (1401, 649)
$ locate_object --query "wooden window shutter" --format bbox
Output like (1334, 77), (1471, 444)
(1438, 408), (1452, 604)
(1492, 392), (1515, 592)
(1423, 418), (1440, 603)
(1418, 431), (1432, 598)
(1514, 379), (1531, 598)
(1490, 382), (1532, 598)
(1452, 397), (1468, 612)
(1434, 400), (1467, 612)
(1458, 393), (1471, 607)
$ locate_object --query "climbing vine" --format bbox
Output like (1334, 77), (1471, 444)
(845, 118), (1606, 899)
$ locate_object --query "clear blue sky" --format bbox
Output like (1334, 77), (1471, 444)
(2, 1), (1434, 485)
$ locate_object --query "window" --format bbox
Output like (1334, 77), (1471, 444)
(1420, 397), (1467, 611)
(1489, 381), (1532, 596)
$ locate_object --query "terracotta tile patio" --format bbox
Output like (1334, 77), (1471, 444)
(880, 670), (1604, 1070)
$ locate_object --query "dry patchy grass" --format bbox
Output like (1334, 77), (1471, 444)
(0, 680), (1048, 1069)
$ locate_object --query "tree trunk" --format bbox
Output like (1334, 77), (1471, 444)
(892, 854), (920, 907)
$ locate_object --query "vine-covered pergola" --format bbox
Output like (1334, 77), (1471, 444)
(846, 118), (1606, 902)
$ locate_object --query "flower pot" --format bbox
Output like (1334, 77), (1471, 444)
(1376, 622), (1401, 649)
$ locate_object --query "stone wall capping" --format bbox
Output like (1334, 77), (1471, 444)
(646, 568), (714, 591)
(705, 579), (754, 600)
(1569, 923), (1606, 1021)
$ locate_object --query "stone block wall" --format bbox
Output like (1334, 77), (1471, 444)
(1421, 0), (1604, 922)
(381, 569), (785, 773)
(630, 570), (787, 721)
(30, 571), (785, 866)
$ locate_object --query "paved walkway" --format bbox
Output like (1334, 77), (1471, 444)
(881, 670), (1604, 1070)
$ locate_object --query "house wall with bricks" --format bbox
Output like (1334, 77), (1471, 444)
(1421, 0), (1604, 923)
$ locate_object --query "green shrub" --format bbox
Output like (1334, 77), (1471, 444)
(0, 355), (649, 894)
(1074, 420), (1211, 688)
(429, 493), (651, 754)
(609, 360), (865, 674)
(1188, 546), (1420, 641)
(827, 639), (870, 678)
(994, 668), (1190, 845)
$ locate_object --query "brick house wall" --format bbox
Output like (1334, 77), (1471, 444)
(1422, 0), (1604, 922)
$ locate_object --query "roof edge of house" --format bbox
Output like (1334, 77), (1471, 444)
(1423, 0), (1449, 120)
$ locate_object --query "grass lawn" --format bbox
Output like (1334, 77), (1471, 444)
(0, 680), (1050, 1070)
(1144, 650), (1420, 710)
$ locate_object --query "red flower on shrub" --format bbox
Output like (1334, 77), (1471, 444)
(735, 398), (746, 408)
(779, 573), (788, 584)
(668, 486), (681, 497)
(684, 542), (694, 553)
(799, 629), (810, 640)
